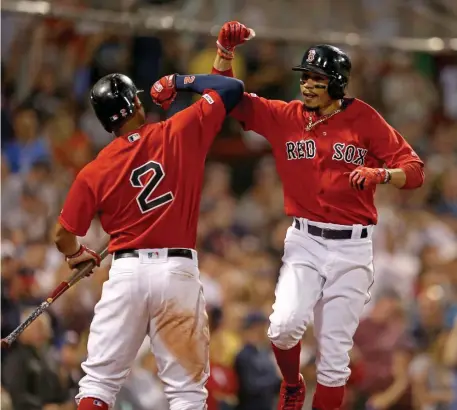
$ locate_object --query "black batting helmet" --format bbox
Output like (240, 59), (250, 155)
(292, 44), (351, 100)
(90, 73), (142, 133)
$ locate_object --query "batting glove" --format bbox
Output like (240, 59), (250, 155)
(150, 74), (177, 110)
(217, 21), (255, 60)
(66, 245), (101, 275)
(347, 166), (391, 190)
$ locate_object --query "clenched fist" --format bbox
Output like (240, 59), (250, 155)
(217, 21), (255, 59)
(66, 244), (101, 276)
(346, 166), (391, 190)
(150, 74), (177, 110)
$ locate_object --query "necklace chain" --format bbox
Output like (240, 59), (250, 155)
(305, 108), (342, 131)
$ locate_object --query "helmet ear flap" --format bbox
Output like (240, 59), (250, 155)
(327, 78), (346, 100)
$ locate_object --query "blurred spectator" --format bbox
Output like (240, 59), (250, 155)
(1, 241), (21, 343)
(410, 285), (449, 351)
(380, 51), (439, 129)
(234, 311), (281, 410)
(3, 106), (50, 174)
(57, 330), (85, 406)
(1, 310), (68, 410)
(22, 160), (61, 217)
(4, 185), (50, 246)
(45, 109), (92, 177)
(352, 291), (414, 409)
(244, 41), (290, 100)
(434, 166), (457, 218)
(207, 305), (239, 410)
(235, 156), (283, 233)
(410, 332), (455, 410)
(115, 341), (168, 410)
(1, 155), (23, 224)
(23, 67), (66, 122)
(444, 319), (457, 410)
(1, 7), (457, 410)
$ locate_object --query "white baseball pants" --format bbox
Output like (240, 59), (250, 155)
(76, 249), (209, 410)
(268, 218), (374, 387)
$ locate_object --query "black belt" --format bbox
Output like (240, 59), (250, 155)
(113, 248), (194, 260)
(294, 219), (367, 240)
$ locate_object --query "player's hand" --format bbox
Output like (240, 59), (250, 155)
(345, 166), (390, 191)
(66, 245), (101, 276)
(217, 21), (255, 60)
(150, 74), (177, 110)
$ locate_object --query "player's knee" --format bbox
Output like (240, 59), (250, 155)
(167, 388), (208, 410)
(267, 313), (306, 350)
(316, 351), (351, 387)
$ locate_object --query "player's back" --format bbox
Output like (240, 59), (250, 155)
(85, 119), (208, 252)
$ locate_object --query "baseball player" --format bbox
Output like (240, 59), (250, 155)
(211, 22), (425, 410)
(53, 72), (244, 410)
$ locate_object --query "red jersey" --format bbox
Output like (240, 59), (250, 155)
(231, 94), (424, 225)
(59, 91), (225, 252)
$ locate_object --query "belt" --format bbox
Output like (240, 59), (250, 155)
(294, 219), (368, 240)
(113, 248), (194, 260)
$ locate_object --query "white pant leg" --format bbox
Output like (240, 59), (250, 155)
(76, 257), (149, 408)
(268, 226), (325, 350)
(149, 256), (210, 410)
(313, 238), (374, 387)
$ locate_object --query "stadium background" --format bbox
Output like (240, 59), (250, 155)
(1, 0), (457, 409)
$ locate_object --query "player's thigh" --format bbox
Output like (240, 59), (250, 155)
(149, 264), (209, 408)
(83, 260), (150, 380)
(268, 234), (324, 347)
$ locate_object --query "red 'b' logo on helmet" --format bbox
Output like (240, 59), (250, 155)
(306, 49), (316, 63)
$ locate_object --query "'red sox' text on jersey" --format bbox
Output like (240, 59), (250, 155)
(230, 94), (424, 225)
(59, 91), (225, 253)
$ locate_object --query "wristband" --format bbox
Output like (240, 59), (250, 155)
(382, 169), (391, 184)
(66, 244), (83, 259)
(216, 42), (234, 60)
(211, 67), (234, 77)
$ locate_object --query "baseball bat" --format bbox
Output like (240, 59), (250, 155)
(1, 243), (110, 349)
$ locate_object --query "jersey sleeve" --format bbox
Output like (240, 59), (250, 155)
(59, 170), (97, 237)
(365, 111), (424, 168)
(168, 90), (226, 152)
(230, 93), (288, 142)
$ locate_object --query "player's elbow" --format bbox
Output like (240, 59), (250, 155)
(232, 78), (245, 98)
(53, 223), (66, 248)
(223, 78), (245, 112)
(401, 162), (425, 189)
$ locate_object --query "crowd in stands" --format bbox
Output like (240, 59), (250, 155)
(1, 6), (456, 410)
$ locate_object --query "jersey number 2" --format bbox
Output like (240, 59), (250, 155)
(130, 161), (174, 213)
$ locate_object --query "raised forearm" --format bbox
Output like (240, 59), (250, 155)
(213, 54), (233, 74)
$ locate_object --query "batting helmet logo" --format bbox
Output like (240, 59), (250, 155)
(306, 49), (316, 63)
